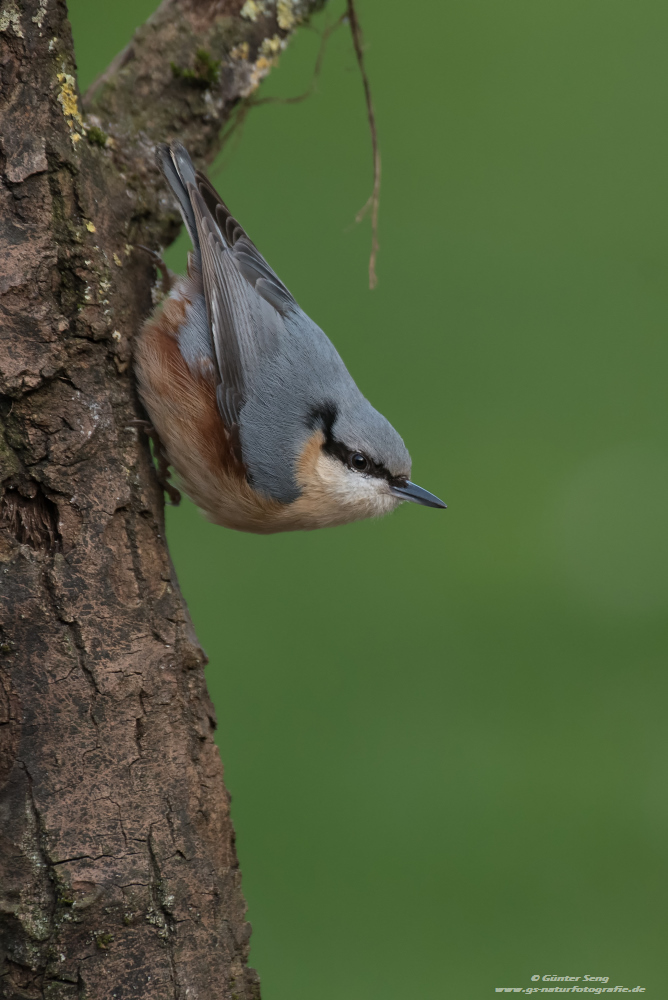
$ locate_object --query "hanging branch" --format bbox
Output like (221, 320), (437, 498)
(346, 0), (381, 289)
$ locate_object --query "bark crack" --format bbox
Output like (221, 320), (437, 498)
(147, 825), (179, 1000)
(43, 566), (101, 700)
(20, 763), (60, 998)
(164, 795), (188, 860)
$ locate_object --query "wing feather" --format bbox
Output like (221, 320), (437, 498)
(195, 168), (297, 315)
(161, 143), (297, 429)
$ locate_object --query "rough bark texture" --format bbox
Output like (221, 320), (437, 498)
(0, 1), (324, 997)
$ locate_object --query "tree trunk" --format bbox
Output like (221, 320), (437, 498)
(0, 2), (324, 996)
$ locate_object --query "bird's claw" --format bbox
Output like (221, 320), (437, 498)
(136, 245), (173, 294)
(131, 419), (181, 506)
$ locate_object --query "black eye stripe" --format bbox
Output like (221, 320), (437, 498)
(309, 404), (396, 482)
(323, 438), (389, 481)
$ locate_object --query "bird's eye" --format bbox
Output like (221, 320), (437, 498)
(349, 452), (370, 473)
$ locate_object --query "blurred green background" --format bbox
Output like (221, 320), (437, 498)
(70, 1), (668, 996)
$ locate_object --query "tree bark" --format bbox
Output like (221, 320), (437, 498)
(0, 1), (324, 997)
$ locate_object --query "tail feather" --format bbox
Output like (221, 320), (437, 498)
(156, 142), (198, 250)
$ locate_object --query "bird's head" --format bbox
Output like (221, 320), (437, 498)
(286, 401), (446, 529)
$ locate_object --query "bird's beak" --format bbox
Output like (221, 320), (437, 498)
(389, 480), (447, 509)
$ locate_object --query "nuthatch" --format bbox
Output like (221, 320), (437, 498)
(135, 142), (446, 533)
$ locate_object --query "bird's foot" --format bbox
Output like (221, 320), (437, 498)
(132, 419), (181, 506)
(136, 245), (173, 295)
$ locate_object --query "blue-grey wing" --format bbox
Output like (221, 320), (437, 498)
(190, 191), (257, 424)
(194, 169), (297, 317)
(161, 142), (300, 426)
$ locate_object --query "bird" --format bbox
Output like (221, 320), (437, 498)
(135, 142), (446, 534)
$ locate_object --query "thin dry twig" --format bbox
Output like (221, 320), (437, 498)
(346, 0), (381, 289)
(216, 15), (346, 167)
(216, 98), (256, 163)
(254, 14), (346, 107)
(216, 1), (382, 290)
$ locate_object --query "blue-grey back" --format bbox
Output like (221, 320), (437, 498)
(240, 305), (411, 502)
